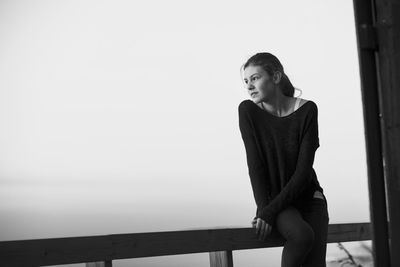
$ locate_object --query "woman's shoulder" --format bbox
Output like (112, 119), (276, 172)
(298, 99), (319, 123)
(299, 98), (318, 112)
(238, 99), (255, 114)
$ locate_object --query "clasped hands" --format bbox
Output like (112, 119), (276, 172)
(251, 217), (272, 241)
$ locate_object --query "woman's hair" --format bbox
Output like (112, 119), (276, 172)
(241, 52), (301, 97)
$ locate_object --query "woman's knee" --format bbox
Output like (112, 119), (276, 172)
(289, 225), (314, 248)
(276, 207), (315, 247)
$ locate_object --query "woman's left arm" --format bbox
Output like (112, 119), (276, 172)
(257, 102), (320, 224)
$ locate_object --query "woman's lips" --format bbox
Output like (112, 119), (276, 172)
(251, 92), (258, 97)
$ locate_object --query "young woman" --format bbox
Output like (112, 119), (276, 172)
(238, 52), (329, 267)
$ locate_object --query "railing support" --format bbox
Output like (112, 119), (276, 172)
(209, 250), (233, 267)
(86, 260), (112, 267)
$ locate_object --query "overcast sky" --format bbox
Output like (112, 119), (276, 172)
(0, 1), (370, 266)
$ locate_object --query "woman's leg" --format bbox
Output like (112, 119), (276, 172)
(274, 205), (315, 267)
(297, 196), (329, 267)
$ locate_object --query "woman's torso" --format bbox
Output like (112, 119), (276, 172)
(257, 97), (324, 200)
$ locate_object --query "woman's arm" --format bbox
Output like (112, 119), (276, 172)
(257, 102), (320, 225)
(238, 101), (271, 213)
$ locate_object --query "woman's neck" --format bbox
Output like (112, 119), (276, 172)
(259, 95), (294, 117)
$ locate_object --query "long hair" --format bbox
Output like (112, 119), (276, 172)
(241, 52), (301, 97)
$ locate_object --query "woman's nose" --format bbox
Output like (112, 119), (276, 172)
(247, 82), (255, 90)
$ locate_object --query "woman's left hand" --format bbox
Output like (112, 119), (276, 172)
(253, 217), (272, 241)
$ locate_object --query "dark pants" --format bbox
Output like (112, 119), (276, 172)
(273, 194), (329, 267)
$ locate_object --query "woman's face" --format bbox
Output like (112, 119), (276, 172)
(243, 65), (278, 103)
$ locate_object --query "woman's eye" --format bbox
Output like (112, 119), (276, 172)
(252, 76), (258, 81)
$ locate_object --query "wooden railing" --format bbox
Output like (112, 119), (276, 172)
(0, 223), (371, 267)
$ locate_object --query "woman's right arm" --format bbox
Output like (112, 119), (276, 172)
(238, 101), (271, 217)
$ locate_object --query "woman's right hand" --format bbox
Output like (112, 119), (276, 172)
(251, 217), (257, 228)
(251, 217), (272, 241)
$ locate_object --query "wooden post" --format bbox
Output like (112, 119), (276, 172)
(209, 250), (233, 267)
(352, 0), (390, 266)
(86, 260), (112, 267)
(373, 0), (400, 266)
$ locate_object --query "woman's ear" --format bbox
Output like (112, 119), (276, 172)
(272, 71), (282, 84)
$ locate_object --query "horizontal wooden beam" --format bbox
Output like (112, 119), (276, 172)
(0, 223), (371, 267)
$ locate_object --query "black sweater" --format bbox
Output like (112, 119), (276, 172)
(238, 99), (323, 227)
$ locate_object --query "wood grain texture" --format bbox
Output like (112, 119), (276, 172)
(209, 251), (233, 267)
(374, 0), (400, 266)
(353, 0), (391, 266)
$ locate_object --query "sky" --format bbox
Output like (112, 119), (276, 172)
(0, 0), (371, 266)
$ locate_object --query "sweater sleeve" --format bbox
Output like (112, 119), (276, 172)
(257, 102), (320, 226)
(238, 102), (271, 213)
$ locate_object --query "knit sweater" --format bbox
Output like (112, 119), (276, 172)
(238, 99), (323, 227)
